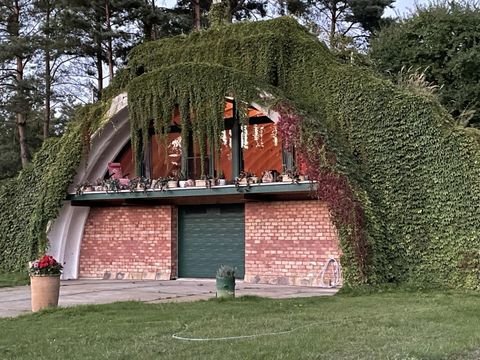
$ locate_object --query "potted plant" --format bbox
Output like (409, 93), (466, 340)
(215, 265), (235, 299)
(282, 168), (301, 184)
(178, 173), (188, 188)
(130, 176), (150, 192)
(247, 172), (258, 185)
(153, 177), (168, 191)
(105, 178), (121, 193)
(75, 181), (94, 195)
(217, 171), (226, 186)
(196, 174), (207, 187)
(29, 255), (63, 312)
(94, 178), (105, 191)
(167, 174), (178, 189)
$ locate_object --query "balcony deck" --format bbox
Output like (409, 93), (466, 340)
(67, 181), (317, 206)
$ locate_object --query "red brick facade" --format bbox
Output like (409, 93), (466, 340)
(79, 206), (177, 280)
(244, 201), (341, 286)
(79, 201), (340, 286)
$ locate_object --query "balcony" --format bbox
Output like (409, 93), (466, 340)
(68, 181), (316, 206)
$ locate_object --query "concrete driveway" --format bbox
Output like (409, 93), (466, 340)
(0, 279), (338, 318)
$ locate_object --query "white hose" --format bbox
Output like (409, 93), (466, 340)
(319, 257), (342, 288)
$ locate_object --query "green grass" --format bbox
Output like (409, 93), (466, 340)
(0, 272), (29, 288)
(1, 291), (480, 359)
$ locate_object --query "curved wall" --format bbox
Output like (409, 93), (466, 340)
(48, 94), (131, 279)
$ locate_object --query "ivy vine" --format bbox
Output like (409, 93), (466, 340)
(1, 17), (480, 290)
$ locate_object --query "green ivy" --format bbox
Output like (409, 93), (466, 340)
(0, 103), (108, 272)
(127, 17), (480, 288)
(2, 17), (480, 289)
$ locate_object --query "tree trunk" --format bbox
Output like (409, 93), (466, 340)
(329, 4), (337, 48)
(14, 0), (30, 167)
(192, 0), (201, 31)
(96, 49), (103, 100)
(44, 50), (51, 139)
(105, 0), (114, 81)
(43, 1), (52, 139)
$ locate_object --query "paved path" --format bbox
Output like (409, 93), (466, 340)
(0, 279), (337, 318)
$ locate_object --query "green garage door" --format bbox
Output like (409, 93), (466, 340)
(178, 204), (245, 279)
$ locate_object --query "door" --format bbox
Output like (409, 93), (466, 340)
(178, 204), (245, 278)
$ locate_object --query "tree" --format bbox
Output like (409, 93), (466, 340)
(285, 0), (394, 48)
(370, 2), (480, 127)
(0, 0), (38, 167)
(178, 0), (267, 30)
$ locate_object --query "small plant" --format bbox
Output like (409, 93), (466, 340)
(216, 264), (235, 278)
(218, 170), (225, 179)
(153, 177), (168, 191)
(284, 168), (301, 184)
(137, 177), (151, 192)
(29, 255), (63, 276)
(94, 178), (106, 191)
(105, 178), (121, 193)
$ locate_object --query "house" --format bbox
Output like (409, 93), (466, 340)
(49, 92), (342, 287)
(2, 17), (479, 290)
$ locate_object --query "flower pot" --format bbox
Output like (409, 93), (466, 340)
(179, 180), (187, 188)
(216, 276), (235, 299)
(196, 179), (206, 187)
(168, 180), (178, 189)
(30, 275), (61, 312)
(217, 179), (226, 186)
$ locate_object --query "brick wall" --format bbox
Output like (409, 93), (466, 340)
(79, 206), (177, 280)
(245, 201), (341, 286)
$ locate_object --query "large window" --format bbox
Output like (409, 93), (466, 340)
(113, 101), (292, 181)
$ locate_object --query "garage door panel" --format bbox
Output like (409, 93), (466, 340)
(179, 204), (245, 279)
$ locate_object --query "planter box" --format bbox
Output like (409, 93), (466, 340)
(30, 275), (60, 312)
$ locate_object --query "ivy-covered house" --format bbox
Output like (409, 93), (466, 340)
(1, 17), (480, 289)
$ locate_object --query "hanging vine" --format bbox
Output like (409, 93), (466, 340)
(1, 17), (480, 289)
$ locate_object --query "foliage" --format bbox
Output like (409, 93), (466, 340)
(0, 272), (29, 288)
(128, 62), (275, 174)
(208, 2), (229, 27)
(2, 17), (480, 290)
(216, 264), (235, 278)
(370, 2), (480, 128)
(28, 254), (63, 276)
(0, 102), (108, 272)
(285, 0), (394, 48)
(1, 292), (480, 358)
(127, 17), (480, 288)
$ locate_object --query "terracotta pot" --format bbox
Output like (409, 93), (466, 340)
(30, 275), (61, 312)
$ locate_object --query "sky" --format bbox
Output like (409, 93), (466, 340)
(155, 0), (432, 18)
(385, 0), (430, 17)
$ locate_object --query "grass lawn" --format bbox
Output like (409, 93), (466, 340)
(0, 272), (29, 288)
(1, 290), (479, 359)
